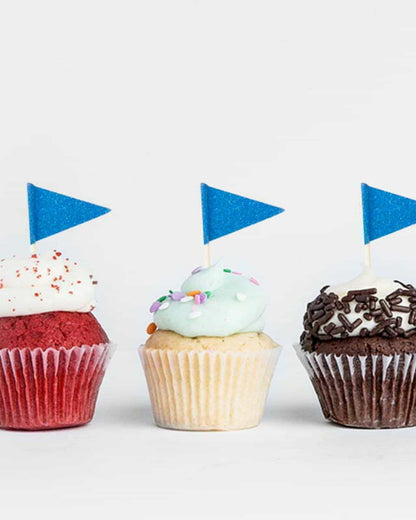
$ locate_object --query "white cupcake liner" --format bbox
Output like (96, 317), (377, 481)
(140, 346), (280, 431)
(0, 342), (116, 430)
(294, 343), (416, 428)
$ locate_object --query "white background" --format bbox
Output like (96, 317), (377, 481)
(1, 1), (416, 518)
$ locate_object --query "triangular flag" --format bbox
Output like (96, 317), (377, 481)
(27, 183), (111, 244)
(362, 183), (416, 244)
(201, 183), (284, 244)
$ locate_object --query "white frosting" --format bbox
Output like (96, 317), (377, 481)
(318, 268), (415, 338)
(328, 269), (400, 300)
(0, 251), (96, 317)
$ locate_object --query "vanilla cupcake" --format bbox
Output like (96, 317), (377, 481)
(140, 265), (280, 431)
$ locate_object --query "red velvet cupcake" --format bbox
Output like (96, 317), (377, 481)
(0, 251), (113, 430)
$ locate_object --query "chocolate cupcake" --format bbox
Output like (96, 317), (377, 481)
(296, 268), (416, 429)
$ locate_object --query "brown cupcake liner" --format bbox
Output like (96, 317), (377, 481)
(0, 342), (115, 430)
(140, 346), (280, 431)
(295, 343), (416, 428)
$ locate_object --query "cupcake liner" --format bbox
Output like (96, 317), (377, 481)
(294, 343), (416, 428)
(140, 346), (280, 431)
(0, 342), (115, 430)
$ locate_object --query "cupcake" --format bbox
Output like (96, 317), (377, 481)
(296, 268), (416, 428)
(0, 251), (113, 430)
(140, 265), (280, 431)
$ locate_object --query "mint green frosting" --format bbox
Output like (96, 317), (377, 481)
(153, 265), (266, 337)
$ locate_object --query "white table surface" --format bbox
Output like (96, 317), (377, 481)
(2, 346), (415, 520)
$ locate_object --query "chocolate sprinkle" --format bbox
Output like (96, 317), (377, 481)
(379, 299), (392, 317)
(324, 323), (336, 334)
(391, 305), (410, 313)
(351, 318), (363, 330)
(371, 309), (383, 317)
(338, 314), (353, 332)
(369, 318), (397, 336)
(301, 281), (416, 350)
(396, 316), (403, 327)
(389, 298), (402, 305)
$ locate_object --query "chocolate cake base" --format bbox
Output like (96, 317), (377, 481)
(296, 342), (416, 429)
(305, 336), (416, 356)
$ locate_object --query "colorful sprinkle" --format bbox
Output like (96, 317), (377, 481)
(187, 290), (201, 297)
(192, 266), (203, 274)
(149, 301), (161, 313)
(223, 268), (231, 273)
(189, 310), (202, 319)
(194, 292), (208, 305)
(171, 291), (185, 301)
(158, 295), (168, 302)
(232, 271), (242, 275)
(180, 296), (193, 303)
(250, 277), (260, 286)
(147, 322), (157, 334)
(205, 291), (211, 298)
(236, 292), (247, 302)
(159, 301), (170, 310)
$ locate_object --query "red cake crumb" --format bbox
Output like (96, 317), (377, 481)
(0, 312), (108, 350)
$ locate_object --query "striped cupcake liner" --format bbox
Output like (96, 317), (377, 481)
(0, 342), (115, 430)
(140, 346), (280, 431)
(295, 343), (416, 428)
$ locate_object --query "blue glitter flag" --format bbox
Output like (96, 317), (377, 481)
(362, 183), (416, 244)
(201, 183), (284, 244)
(27, 183), (111, 244)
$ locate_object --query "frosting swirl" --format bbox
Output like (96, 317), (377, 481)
(150, 265), (266, 337)
(301, 268), (416, 349)
(0, 251), (96, 317)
